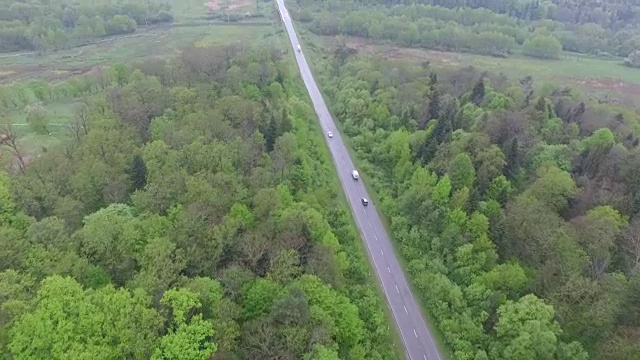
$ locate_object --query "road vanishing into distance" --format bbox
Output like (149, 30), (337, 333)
(275, 2), (445, 360)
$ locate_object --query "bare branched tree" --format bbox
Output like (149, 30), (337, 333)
(623, 219), (640, 275)
(0, 117), (26, 174)
(68, 100), (91, 143)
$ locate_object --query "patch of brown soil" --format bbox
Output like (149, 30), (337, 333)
(9, 154), (35, 173)
(0, 64), (96, 84)
(573, 77), (640, 94)
(327, 36), (640, 108)
(205, 0), (252, 12)
(335, 36), (461, 66)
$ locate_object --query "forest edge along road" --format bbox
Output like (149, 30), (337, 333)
(275, 1), (446, 359)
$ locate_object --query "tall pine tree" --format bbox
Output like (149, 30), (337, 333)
(129, 155), (147, 192)
(471, 77), (486, 106)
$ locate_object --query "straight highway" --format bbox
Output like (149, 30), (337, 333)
(275, 2), (445, 360)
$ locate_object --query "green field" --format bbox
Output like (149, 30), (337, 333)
(320, 35), (640, 108)
(0, 0), (277, 168)
(0, 22), (274, 84)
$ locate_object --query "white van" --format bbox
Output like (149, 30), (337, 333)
(351, 170), (359, 180)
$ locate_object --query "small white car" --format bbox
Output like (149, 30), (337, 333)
(327, 131), (333, 138)
(352, 170), (359, 180)
(296, 44), (301, 52)
(361, 198), (369, 206)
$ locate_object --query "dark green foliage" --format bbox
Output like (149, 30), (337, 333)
(129, 154), (147, 192)
(471, 78), (486, 106)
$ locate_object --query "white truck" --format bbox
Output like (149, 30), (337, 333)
(351, 170), (359, 180)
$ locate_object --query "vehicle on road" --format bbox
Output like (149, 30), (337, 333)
(296, 44), (301, 52)
(361, 198), (369, 206)
(351, 170), (359, 180)
(327, 131), (333, 138)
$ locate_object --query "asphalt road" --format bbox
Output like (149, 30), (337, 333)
(275, 2), (445, 360)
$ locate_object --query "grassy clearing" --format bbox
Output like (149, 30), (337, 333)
(164, 0), (264, 22)
(0, 14), (275, 158)
(0, 20), (273, 168)
(1, 100), (78, 168)
(0, 22), (273, 84)
(321, 36), (640, 108)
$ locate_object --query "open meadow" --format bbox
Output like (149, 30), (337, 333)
(319, 35), (640, 109)
(0, 0), (277, 168)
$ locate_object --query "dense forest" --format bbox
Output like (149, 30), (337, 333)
(0, 44), (400, 360)
(307, 43), (640, 359)
(290, 0), (640, 62)
(0, 0), (173, 52)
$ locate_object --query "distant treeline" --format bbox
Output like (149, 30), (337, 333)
(0, 0), (173, 53)
(292, 0), (640, 59)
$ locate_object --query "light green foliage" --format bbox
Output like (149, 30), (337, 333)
(449, 152), (476, 191)
(9, 276), (162, 360)
(296, 275), (365, 351)
(128, 237), (186, 298)
(433, 175), (452, 206)
(0, 173), (16, 226)
(487, 175), (512, 205)
(531, 145), (575, 172)
(303, 344), (340, 360)
(78, 204), (142, 284)
(242, 278), (283, 320)
(153, 288), (216, 360)
(527, 167), (577, 212)
(25, 103), (49, 135)
(573, 206), (628, 277)
(581, 128), (615, 153)
(522, 35), (563, 59)
(492, 294), (583, 360)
